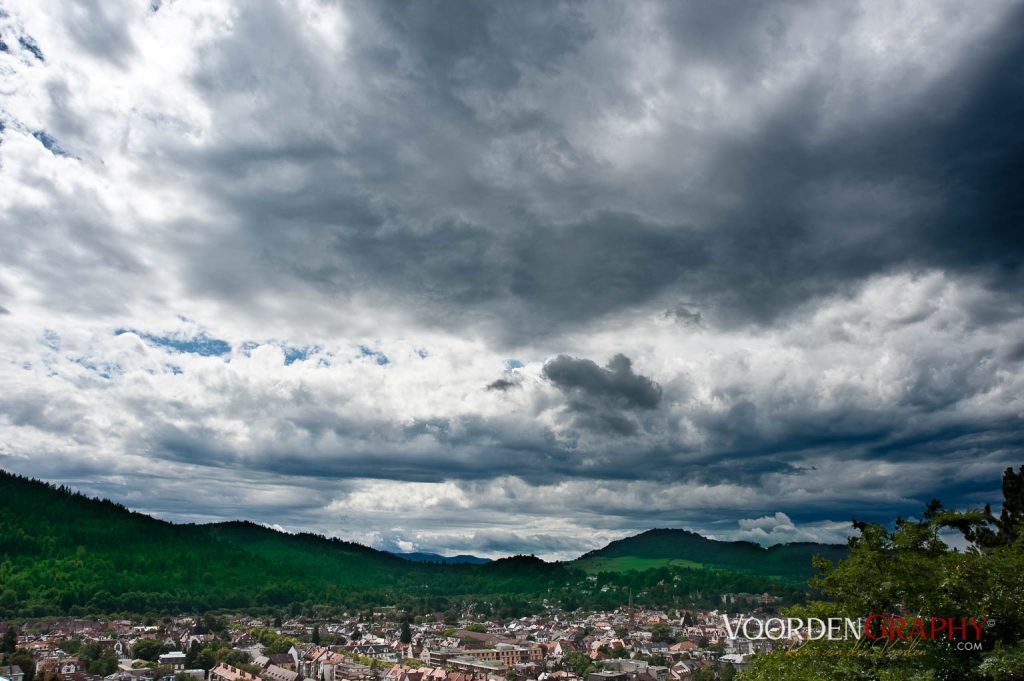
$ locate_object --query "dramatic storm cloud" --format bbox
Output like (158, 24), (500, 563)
(1, 0), (1022, 558)
(543, 354), (662, 435)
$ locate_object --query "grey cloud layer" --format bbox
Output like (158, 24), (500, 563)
(155, 0), (1024, 340)
(0, 0), (1022, 557)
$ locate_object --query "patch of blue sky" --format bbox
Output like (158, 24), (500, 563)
(71, 356), (123, 380)
(283, 344), (320, 365)
(32, 130), (70, 157)
(505, 359), (524, 369)
(359, 345), (390, 365)
(42, 329), (60, 351)
(238, 341), (261, 355)
(238, 341), (321, 365)
(18, 35), (44, 61)
(144, 365), (183, 376)
(116, 328), (231, 357)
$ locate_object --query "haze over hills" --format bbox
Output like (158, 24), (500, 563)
(0, 469), (847, 617)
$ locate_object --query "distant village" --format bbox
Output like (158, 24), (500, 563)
(0, 599), (789, 681)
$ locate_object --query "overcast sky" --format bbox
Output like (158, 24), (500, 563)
(1, 0), (1022, 560)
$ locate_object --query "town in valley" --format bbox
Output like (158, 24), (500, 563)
(1, 601), (786, 681)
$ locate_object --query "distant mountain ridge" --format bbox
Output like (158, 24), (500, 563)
(394, 552), (492, 564)
(0, 469), (847, 616)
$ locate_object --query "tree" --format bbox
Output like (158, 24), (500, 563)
(649, 623), (673, 643)
(692, 668), (715, 681)
(195, 647), (220, 671)
(0, 590), (16, 614)
(133, 638), (164, 662)
(186, 641), (202, 669)
(224, 650), (252, 669)
(1, 626), (17, 654)
(741, 468), (1024, 680)
(98, 648), (118, 675)
(562, 652), (594, 678)
(400, 620), (412, 645)
(311, 626), (320, 645)
(6, 649), (35, 681)
(936, 466), (1024, 547)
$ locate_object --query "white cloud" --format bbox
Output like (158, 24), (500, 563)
(722, 512), (854, 547)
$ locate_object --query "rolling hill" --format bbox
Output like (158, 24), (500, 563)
(0, 469), (847, 617)
(570, 528), (849, 579)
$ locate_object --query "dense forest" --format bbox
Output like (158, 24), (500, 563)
(0, 469), (840, 618)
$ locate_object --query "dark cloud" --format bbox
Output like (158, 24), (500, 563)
(486, 378), (516, 391)
(544, 354), (661, 409)
(141, 0), (1022, 345)
(665, 304), (704, 327)
(544, 354), (662, 435)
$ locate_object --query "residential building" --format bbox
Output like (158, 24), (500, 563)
(210, 664), (261, 681)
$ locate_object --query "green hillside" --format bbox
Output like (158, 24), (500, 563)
(0, 470), (845, 617)
(571, 528), (849, 579)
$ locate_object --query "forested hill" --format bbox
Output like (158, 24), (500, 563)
(571, 528), (849, 574)
(0, 469), (845, 617)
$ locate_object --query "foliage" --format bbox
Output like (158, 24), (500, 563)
(78, 641), (119, 676)
(250, 628), (300, 654)
(3, 648), (35, 681)
(649, 622), (673, 642)
(561, 652), (595, 678)
(1, 626), (17, 654)
(133, 637), (166, 661)
(740, 466), (1024, 681)
(977, 642), (1024, 680)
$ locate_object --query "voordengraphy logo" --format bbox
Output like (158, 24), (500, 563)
(723, 615), (988, 642)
